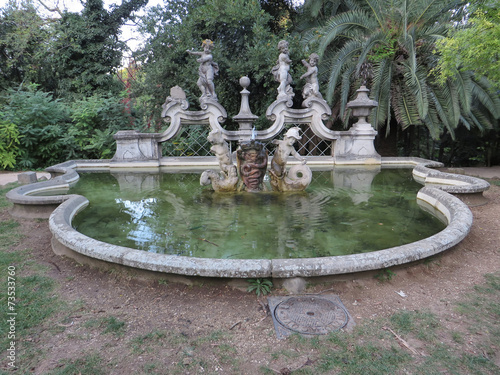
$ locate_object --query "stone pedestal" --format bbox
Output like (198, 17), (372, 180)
(112, 131), (161, 162)
(335, 86), (381, 164)
(17, 172), (38, 185)
(334, 126), (381, 165)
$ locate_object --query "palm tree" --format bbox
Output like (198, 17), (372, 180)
(303, 0), (500, 140)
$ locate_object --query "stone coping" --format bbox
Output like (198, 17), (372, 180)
(6, 157), (490, 278)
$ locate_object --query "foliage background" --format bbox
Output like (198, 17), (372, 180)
(0, 0), (499, 170)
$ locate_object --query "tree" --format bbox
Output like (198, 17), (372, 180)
(50, 0), (147, 98)
(0, 0), (54, 91)
(434, 1), (500, 89)
(302, 0), (500, 142)
(259, 0), (300, 33)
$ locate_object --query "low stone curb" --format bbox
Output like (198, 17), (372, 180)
(5, 157), (490, 278)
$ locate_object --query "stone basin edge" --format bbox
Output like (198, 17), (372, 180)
(6, 157), (489, 278)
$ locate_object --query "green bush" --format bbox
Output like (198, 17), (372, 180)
(0, 118), (21, 169)
(66, 93), (137, 160)
(0, 85), (142, 169)
(1, 84), (69, 169)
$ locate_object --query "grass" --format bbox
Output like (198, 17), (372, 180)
(0, 183), (499, 374)
(50, 354), (105, 375)
(0, 185), (61, 373)
(260, 273), (500, 374)
(82, 316), (126, 336)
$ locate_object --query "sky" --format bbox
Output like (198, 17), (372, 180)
(1, 0), (305, 56)
(0, 0), (165, 53)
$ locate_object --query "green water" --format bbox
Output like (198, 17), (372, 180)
(69, 169), (446, 259)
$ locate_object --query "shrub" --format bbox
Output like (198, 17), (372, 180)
(0, 118), (21, 169)
(1, 84), (69, 169)
(65, 93), (140, 160)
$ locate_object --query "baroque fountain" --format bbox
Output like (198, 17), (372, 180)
(6, 40), (489, 281)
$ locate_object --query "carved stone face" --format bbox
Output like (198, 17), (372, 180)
(207, 131), (224, 144)
(244, 150), (259, 163)
(236, 140), (268, 192)
(286, 137), (297, 147)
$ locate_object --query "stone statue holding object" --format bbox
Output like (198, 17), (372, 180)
(300, 53), (323, 100)
(200, 130), (238, 192)
(271, 40), (294, 100)
(269, 127), (312, 192)
(187, 39), (219, 102)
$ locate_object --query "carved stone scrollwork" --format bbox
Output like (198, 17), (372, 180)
(159, 86), (228, 143)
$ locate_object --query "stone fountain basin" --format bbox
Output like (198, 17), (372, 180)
(6, 157), (489, 279)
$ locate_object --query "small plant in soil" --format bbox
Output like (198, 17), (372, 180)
(247, 278), (273, 296)
(374, 268), (396, 282)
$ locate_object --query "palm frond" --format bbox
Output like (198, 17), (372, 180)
(453, 70), (472, 113)
(323, 39), (362, 102)
(340, 64), (356, 118)
(428, 86), (451, 132)
(354, 30), (387, 76)
(400, 35), (429, 119)
(471, 76), (500, 119)
(446, 79), (461, 129)
(317, 10), (372, 56)
(422, 97), (443, 140)
(392, 84), (421, 129)
(468, 109), (495, 132)
(370, 59), (392, 130)
(364, 0), (384, 28)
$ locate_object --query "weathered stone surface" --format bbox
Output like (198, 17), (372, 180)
(5, 157), (488, 279)
(17, 172), (37, 185)
(112, 131), (161, 162)
(282, 278), (307, 294)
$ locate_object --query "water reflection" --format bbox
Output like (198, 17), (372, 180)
(71, 169), (446, 259)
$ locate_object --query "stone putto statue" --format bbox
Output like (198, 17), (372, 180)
(269, 127), (312, 192)
(200, 130), (238, 192)
(187, 39), (219, 102)
(300, 53), (323, 100)
(271, 40), (294, 100)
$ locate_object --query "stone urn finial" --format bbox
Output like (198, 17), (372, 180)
(233, 76), (258, 135)
(346, 86), (378, 129)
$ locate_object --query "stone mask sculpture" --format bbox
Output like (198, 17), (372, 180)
(236, 140), (268, 192)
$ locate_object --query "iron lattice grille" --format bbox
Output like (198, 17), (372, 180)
(162, 124), (332, 157)
(264, 124), (332, 157)
(162, 125), (212, 157)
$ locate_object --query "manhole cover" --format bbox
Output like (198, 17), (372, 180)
(268, 295), (354, 339)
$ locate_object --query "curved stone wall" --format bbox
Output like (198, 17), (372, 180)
(6, 157), (490, 278)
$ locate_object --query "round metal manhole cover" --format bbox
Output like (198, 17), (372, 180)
(274, 296), (349, 335)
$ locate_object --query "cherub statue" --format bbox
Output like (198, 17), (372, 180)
(300, 53), (322, 100)
(271, 40), (294, 99)
(269, 127), (312, 192)
(270, 127), (306, 178)
(207, 129), (232, 174)
(200, 129), (238, 192)
(187, 39), (219, 102)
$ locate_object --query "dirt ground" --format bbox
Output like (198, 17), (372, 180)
(2, 169), (500, 374)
